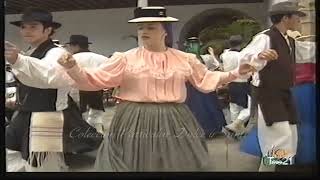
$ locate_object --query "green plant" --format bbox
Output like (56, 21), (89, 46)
(200, 39), (225, 55)
(309, 2), (315, 8)
(198, 18), (262, 55)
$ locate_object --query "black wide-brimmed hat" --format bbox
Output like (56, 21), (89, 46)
(65, 35), (92, 45)
(10, 7), (62, 29)
(268, 1), (306, 17)
(128, 6), (178, 23)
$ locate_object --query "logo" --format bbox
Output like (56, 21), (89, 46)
(262, 147), (294, 166)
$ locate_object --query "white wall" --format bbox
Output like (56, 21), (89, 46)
(5, 3), (267, 56)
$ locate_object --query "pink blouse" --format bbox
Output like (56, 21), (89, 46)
(67, 47), (238, 103)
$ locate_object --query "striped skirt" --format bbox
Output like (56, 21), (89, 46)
(94, 101), (213, 172)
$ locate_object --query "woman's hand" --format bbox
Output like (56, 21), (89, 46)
(238, 63), (256, 75)
(258, 49), (278, 61)
(58, 52), (77, 69)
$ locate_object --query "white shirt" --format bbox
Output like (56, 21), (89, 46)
(220, 49), (247, 83)
(236, 30), (271, 87)
(200, 54), (220, 71)
(295, 41), (316, 64)
(5, 71), (16, 100)
(11, 47), (109, 111)
(23, 47), (37, 56)
(236, 29), (316, 87)
(237, 29), (303, 87)
(68, 52), (107, 104)
(6, 70), (15, 84)
(74, 52), (107, 68)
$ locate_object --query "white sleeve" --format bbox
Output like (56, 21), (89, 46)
(94, 54), (109, 66)
(238, 33), (271, 71)
(11, 47), (76, 89)
(74, 53), (108, 68)
(219, 50), (229, 72)
(210, 54), (220, 69)
(295, 41), (316, 64)
(201, 54), (220, 70)
(5, 71), (15, 83)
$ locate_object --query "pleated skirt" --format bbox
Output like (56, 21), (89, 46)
(94, 101), (213, 172)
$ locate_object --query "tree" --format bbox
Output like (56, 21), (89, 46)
(199, 18), (261, 55)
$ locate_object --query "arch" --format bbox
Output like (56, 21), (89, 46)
(178, 8), (259, 50)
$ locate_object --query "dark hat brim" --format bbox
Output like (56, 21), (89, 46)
(268, 10), (307, 17)
(65, 42), (92, 44)
(10, 20), (62, 29)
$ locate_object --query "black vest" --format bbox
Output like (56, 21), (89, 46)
(16, 39), (59, 112)
(259, 26), (296, 89)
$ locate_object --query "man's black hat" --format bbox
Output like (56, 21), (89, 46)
(65, 35), (92, 45)
(10, 7), (61, 29)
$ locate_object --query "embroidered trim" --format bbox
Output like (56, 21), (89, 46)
(125, 61), (192, 80)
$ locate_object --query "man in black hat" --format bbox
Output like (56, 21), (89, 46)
(5, 7), (103, 172)
(66, 35), (92, 54)
(220, 35), (251, 139)
(236, 1), (306, 171)
(65, 35), (106, 134)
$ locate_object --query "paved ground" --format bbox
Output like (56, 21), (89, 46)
(67, 106), (261, 172)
